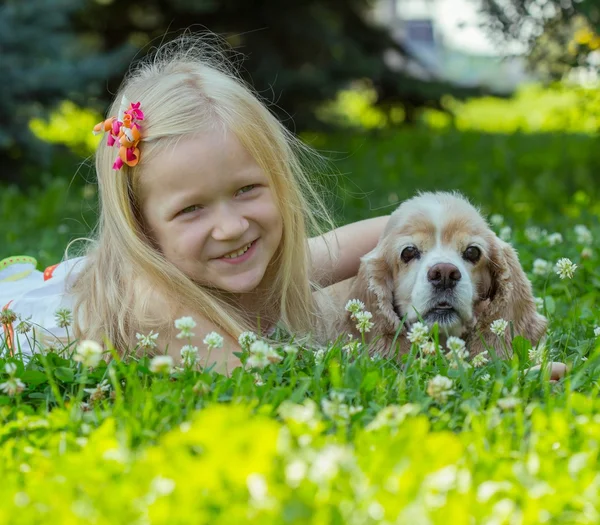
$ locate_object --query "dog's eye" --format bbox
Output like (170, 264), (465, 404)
(463, 246), (481, 263)
(401, 246), (420, 263)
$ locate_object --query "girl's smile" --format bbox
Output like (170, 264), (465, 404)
(215, 238), (258, 263)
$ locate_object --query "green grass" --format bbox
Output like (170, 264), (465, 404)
(1, 125), (600, 523)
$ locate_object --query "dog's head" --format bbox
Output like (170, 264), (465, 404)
(355, 192), (546, 353)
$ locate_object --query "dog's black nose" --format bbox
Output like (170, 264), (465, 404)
(427, 263), (461, 290)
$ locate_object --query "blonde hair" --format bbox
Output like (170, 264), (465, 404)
(70, 34), (334, 350)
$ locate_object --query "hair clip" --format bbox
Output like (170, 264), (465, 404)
(93, 97), (145, 170)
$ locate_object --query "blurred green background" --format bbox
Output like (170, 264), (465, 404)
(1, 0), (599, 267)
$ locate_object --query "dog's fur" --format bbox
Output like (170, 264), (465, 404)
(323, 192), (546, 359)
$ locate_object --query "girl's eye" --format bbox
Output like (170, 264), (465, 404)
(236, 184), (256, 196)
(179, 204), (202, 215)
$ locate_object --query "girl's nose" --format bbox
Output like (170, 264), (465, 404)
(211, 206), (249, 241)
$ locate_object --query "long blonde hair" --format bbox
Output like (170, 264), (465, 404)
(70, 35), (334, 350)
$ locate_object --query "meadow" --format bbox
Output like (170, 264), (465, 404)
(1, 85), (600, 523)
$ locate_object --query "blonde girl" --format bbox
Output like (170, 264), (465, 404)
(0, 35), (388, 373)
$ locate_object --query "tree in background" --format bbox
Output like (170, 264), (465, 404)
(77, 0), (485, 127)
(0, 0), (132, 185)
(478, 0), (600, 79)
(1, 0), (486, 185)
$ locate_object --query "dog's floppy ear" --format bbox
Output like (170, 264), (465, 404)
(347, 247), (400, 334)
(473, 235), (547, 355)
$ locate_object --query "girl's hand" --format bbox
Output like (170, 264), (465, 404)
(528, 361), (567, 382)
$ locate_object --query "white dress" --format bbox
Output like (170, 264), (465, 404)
(0, 256), (87, 356)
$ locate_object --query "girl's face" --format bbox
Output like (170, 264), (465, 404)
(140, 130), (283, 295)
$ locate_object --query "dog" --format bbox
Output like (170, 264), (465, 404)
(328, 192), (546, 359)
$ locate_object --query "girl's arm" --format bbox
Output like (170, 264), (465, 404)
(308, 215), (390, 287)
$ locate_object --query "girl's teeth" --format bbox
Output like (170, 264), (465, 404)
(223, 242), (252, 259)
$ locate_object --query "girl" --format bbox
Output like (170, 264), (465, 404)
(0, 36), (389, 374)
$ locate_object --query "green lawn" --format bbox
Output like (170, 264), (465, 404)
(1, 127), (600, 523)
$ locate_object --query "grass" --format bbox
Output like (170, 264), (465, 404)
(2, 115), (600, 521)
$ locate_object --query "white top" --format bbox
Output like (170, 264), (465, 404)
(0, 257), (87, 356)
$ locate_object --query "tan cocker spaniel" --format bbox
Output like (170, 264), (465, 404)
(331, 192), (546, 359)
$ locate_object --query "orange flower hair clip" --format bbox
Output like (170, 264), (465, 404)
(93, 96), (145, 170)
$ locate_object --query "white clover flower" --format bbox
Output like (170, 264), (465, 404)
(74, 340), (103, 368)
(477, 481), (514, 503)
(249, 340), (270, 355)
(150, 355), (174, 374)
(489, 214), (504, 227)
(13, 492), (30, 508)
(174, 316), (197, 330)
(247, 340), (282, 368)
(351, 405), (364, 415)
(546, 232), (563, 246)
(499, 226), (512, 241)
(278, 399), (319, 426)
(366, 404), (418, 431)
(420, 340), (437, 356)
(238, 331), (258, 349)
(471, 351), (489, 368)
(265, 348), (283, 364)
(532, 258), (552, 276)
(285, 460), (308, 487)
(4, 362), (17, 376)
(322, 398), (359, 422)
(555, 258), (577, 280)
(497, 396), (521, 410)
(490, 319), (509, 336)
(283, 345), (298, 356)
(416, 357), (428, 368)
(407, 322), (430, 346)
(528, 343), (547, 365)
(525, 226), (542, 242)
(345, 299), (365, 317)
(480, 373), (491, 382)
(136, 330), (159, 350)
(446, 354), (471, 370)
(150, 476), (176, 496)
(427, 375), (454, 404)
(354, 310), (374, 334)
(534, 297), (544, 311)
(446, 336), (466, 354)
(582, 247), (593, 259)
(174, 316), (197, 339)
(15, 317), (33, 334)
(0, 377), (25, 396)
(54, 308), (73, 329)
(247, 473), (269, 505)
(593, 327), (600, 337)
(203, 331), (224, 350)
(83, 379), (111, 403)
(367, 502), (385, 521)
(574, 225), (593, 245)
(445, 336), (469, 368)
(308, 445), (353, 484)
(247, 354), (270, 370)
(84, 379), (111, 394)
(180, 345), (199, 366)
(330, 391), (345, 403)
(314, 348), (327, 364)
(342, 340), (360, 354)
